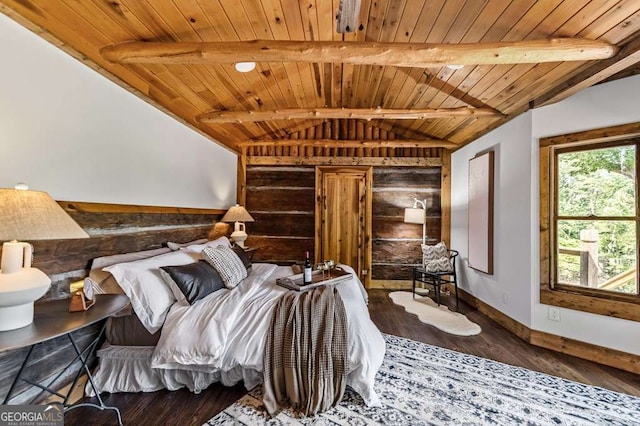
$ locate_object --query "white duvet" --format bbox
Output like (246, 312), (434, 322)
(151, 263), (385, 406)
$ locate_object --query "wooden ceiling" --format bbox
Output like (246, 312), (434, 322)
(2, 0), (640, 153)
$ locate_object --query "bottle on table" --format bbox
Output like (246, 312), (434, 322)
(303, 251), (313, 285)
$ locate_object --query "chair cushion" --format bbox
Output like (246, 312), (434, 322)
(421, 242), (453, 273)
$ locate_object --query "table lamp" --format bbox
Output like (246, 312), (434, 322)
(221, 204), (255, 248)
(404, 198), (427, 245)
(0, 185), (89, 331)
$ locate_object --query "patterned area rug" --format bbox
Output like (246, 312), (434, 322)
(205, 334), (640, 425)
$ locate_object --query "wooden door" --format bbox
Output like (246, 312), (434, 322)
(315, 167), (372, 286)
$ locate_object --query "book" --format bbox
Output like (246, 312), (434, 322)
(276, 267), (353, 291)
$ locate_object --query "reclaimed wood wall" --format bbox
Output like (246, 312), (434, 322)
(0, 201), (222, 404)
(245, 166), (316, 265)
(372, 167), (442, 282)
(244, 163), (442, 282)
(241, 122), (447, 283)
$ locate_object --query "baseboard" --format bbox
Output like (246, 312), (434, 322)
(529, 331), (640, 375)
(369, 279), (412, 289)
(458, 289), (530, 341)
(458, 289), (640, 375)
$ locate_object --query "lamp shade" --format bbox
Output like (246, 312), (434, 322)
(221, 204), (255, 223)
(404, 207), (426, 224)
(0, 188), (89, 241)
(0, 187), (89, 331)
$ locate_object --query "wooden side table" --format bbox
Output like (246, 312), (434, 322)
(242, 246), (259, 260)
(0, 294), (129, 425)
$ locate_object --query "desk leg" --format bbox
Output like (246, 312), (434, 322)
(3, 324), (122, 425)
(65, 322), (123, 426)
(2, 345), (35, 404)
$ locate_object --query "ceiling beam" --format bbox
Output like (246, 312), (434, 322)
(101, 39), (618, 67)
(197, 106), (501, 123)
(239, 138), (458, 149)
(533, 34), (640, 107)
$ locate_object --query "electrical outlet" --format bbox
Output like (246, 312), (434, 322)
(548, 307), (561, 322)
(502, 292), (508, 304)
(362, 269), (368, 276)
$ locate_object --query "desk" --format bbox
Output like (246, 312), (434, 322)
(0, 294), (129, 425)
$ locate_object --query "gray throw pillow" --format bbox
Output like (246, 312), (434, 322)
(160, 261), (225, 305)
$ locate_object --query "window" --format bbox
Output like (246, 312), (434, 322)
(555, 143), (638, 296)
(540, 122), (640, 322)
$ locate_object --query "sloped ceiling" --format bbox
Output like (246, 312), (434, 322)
(1, 1), (640, 153)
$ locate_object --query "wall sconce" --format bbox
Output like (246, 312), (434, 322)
(0, 185), (89, 331)
(404, 198), (427, 245)
(221, 204), (255, 248)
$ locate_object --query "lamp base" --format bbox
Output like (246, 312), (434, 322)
(0, 267), (51, 331)
(0, 302), (34, 331)
(230, 230), (248, 248)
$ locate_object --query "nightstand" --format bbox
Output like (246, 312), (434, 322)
(242, 246), (259, 260)
(0, 294), (129, 425)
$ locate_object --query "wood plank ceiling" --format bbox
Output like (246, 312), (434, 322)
(2, 0), (640, 153)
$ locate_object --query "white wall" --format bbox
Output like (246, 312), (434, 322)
(0, 13), (236, 208)
(451, 113), (533, 326)
(530, 74), (640, 355)
(452, 74), (640, 355)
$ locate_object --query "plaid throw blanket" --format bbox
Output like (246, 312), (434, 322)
(263, 285), (349, 417)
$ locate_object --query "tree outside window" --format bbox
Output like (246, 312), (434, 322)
(555, 144), (638, 296)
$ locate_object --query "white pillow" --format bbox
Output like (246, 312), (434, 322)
(181, 236), (231, 254)
(91, 247), (172, 270)
(89, 247), (172, 294)
(166, 238), (208, 251)
(104, 250), (198, 333)
(201, 246), (247, 289)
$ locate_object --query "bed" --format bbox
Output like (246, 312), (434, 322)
(86, 237), (386, 408)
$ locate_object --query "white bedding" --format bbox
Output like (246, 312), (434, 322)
(151, 263), (385, 406)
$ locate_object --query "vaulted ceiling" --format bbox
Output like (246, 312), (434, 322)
(2, 1), (640, 153)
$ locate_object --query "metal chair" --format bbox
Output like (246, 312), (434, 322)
(412, 249), (459, 309)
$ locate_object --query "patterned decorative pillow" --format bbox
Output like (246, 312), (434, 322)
(421, 242), (453, 273)
(201, 245), (248, 289)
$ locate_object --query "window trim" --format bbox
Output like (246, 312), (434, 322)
(540, 121), (640, 322)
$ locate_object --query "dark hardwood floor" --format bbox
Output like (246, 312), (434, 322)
(66, 289), (640, 425)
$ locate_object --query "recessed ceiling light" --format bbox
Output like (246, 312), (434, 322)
(446, 64), (464, 70)
(235, 62), (256, 73)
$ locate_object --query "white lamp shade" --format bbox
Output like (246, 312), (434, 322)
(0, 189), (89, 241)
(404, 207), (425, 224)
(221, 204), (255, 223)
